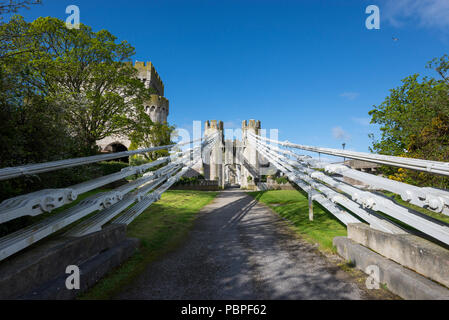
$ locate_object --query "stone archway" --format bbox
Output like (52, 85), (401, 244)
(105, 142), (129, 163)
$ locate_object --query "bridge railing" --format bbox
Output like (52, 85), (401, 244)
(254, 134), (449, 216)
(247, 132), (449, 247)
(262, 137), (449, 177)
(0, 133), (219, 262)
(0, 139), (202, 181)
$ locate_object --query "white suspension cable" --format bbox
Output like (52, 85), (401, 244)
(0, 138), (204, 181)
(255, 134), (449, 177)
(249, 132), (449, 245)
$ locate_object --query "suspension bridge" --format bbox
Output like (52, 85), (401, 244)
(0, 120), (448, 299)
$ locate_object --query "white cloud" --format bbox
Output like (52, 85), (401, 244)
(332, 126), (351, 141)
(352, 117), (371, 126)
(223, 120), (240, 129)
(339, 92), (359, 100)
(381, 0), (449, 30)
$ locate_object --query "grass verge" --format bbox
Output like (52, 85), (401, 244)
(79, 190), (217, 300)
(248, 189), (347, 253)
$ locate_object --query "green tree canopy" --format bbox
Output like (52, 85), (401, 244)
(5, 16), (156, 153)
(0, 13), (174, 200)
(368, 54), (449, 187)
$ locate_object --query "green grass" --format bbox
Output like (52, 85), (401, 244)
(248, 190), (347, 253)
(79, 190), (218, 300)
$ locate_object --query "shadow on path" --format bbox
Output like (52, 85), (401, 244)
(116, 190), (367, 300)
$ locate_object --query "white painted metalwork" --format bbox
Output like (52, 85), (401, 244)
(0, 138), (202, 181)
(255, 135), (449, 177)
(0, 133), (218, 262)
(248, 134), (403, 231)
(0, 154), (179, 223)
(247, 134), (362, 226)
(270, 147), (449, 217)
(257, 143), (449, 216)
(65, 162), (184, 237)
(248, 132), (449, 246)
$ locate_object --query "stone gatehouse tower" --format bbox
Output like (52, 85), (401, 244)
(97, 61), (169, 153)
(201, 119), (262, 189)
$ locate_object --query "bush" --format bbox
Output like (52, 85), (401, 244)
(129, 155), (151, 167)
(98, 161), (129, 176)
(275, 176), (288, 184)
(174, 176), (200, 186)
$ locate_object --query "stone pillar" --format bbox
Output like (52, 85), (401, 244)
(241, 119), (261, 189)
(203, 120), (224, 187)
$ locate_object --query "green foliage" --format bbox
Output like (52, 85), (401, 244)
(0, 1), (41, 23)
(97, 161), (129, 176)
(275, 176), (288, 184)
(174, 175), (205, 186)
(0, 13), (175, 200)
(130, 121), (174, 162)
(0, 15), (157, 156)
(129, 155), (151, 167)
(0, 94), (79, 167)
(247, 176), (253, 183)
(369, 54), (449, 188)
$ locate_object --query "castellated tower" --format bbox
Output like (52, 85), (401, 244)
(134, 61), (169, 124)
(96, 61), (169, 155)
(203, 120), (225, 186)
(240, 119), (261, 189)
(200, 119), (261, 189)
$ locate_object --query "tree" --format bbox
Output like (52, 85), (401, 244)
(0, 1), (41, 59)
(5, 16), (155, 154)
(368, 54), (449, 188)
(0, 13), (78, 168)
(129, 114), (174, 162)
(0, 11), (177, 209)
(0, 0), (41, 20)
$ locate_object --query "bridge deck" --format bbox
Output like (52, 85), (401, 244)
(116, 190), (384, 299)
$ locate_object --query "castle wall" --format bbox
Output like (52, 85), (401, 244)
(97, 61), (169, 153)
(134, 61), (164, 96)
(202, 119), (261, 189)
(97, 134), (131, 152)
(240, 119), (261, 188)
(145, 95), (169, 123)
(203, 120), (224, 186)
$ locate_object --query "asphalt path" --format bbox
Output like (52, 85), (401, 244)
(116, 189), (372, 300)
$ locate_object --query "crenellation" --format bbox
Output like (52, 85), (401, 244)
(203, 119), (261, 189)
(134, 61), (165, 97)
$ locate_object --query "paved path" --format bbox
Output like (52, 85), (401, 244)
(116, 190), (371, 300)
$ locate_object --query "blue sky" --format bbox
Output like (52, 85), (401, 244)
(15, 0), (449, 153)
